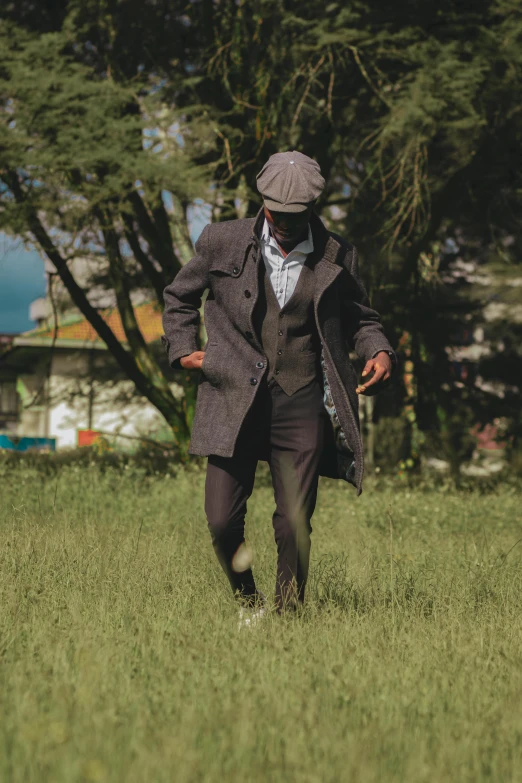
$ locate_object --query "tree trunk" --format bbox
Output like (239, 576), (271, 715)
(6, 171), (190, 449)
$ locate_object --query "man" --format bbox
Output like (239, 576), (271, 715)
(161, 150), (396, 620)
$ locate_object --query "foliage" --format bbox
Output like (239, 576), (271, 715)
(196, 0), (522, 468)
(1, 1), (521, 467)
(0, 443), (204, 479)
(0, 1), (214, 446)
(373, 415), (410, 473)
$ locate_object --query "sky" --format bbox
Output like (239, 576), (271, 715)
(0, 233), (47, 334)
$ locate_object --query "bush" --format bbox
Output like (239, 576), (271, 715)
(0, 443), (205, 479)
(374, 416), (410, 473)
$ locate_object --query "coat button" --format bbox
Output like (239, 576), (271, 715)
(277, 350), (282, 356)
(250, 377), (258, 385)
(256, 361), (264, 368)
(244, 290), (251, 298)
(233, 266), (240, 275)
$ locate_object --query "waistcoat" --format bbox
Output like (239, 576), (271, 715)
(253, 251), (321, 395)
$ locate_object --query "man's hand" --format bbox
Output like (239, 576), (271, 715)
(356, 352), (392, 395)
(180, 351), (205, 370)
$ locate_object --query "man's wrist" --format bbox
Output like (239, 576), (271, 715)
(372, 349), (396, 369)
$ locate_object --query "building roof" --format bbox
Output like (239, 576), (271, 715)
(16, 300), (164, 348)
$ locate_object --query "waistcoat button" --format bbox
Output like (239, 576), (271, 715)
(275, 369), (280, 375)
(233, 266), (240, 275)
(277, 350), (282, 356)
(245, 331), (253, 339)
(250, 377), (258, 385)
(244, 290), (251, 298)
(278, 329), (283, 336)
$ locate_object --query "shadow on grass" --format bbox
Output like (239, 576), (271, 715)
(306, 552), (519, 619)
(308, 553), (432, 617)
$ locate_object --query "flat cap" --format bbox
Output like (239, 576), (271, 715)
(256, 150), (325, 213)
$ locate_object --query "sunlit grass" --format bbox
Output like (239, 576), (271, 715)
(0, 460), (521, 782)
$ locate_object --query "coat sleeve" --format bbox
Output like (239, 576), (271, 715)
(161, 223), (212, 370)
(341, 245), (397, 370)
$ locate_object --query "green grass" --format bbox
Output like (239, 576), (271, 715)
(1, 460), (521, 782)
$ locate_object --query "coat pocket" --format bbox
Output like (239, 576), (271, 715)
(200, 343), (220, 388)
(209, 252), (248, 277)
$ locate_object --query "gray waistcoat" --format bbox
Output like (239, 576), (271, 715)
(254, 253), (321, 395)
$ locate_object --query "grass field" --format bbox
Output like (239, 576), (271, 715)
(1, 459), (521, 782)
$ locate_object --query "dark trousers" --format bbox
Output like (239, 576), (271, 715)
(204, 375), (327, 611)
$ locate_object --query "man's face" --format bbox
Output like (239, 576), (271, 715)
(263, 204), (313, 249)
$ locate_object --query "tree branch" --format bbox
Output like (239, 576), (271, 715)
(97, 206), (190, 440)
(4, 169), (189, 444)
(127, 190), (183, 280)
(121, 210), (165, 305)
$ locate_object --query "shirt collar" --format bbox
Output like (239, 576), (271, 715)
(261, 218), (314, 255)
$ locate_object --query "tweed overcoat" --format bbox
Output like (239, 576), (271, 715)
(161, 209), (396, 496)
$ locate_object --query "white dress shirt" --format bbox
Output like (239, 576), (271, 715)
(260, 218), (314, 308)
(260, 218), (394, 366)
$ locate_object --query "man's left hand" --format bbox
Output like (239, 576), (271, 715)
(356, 352), (393, 395)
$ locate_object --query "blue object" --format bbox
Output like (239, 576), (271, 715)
(0, 434), (56, 451)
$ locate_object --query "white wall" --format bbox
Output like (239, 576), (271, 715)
(45, 350), (180, 449)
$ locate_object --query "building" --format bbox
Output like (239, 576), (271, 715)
(0, 299), (176, 450)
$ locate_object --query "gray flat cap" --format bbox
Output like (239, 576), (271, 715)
(256, 150), (325, 212)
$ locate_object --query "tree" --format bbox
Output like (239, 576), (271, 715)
(2, 0), (521, 471)
(190, 0), (522, 474)
(0, 2), (216, 449)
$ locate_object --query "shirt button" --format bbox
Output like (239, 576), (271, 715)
(279, 288), (283, 293)
(256, 361), (264, 368)
(277, 350), (282, 356)
(244, 289), (251, 298)
(278, 330), (283, 336)
(250, 377), (258, 385)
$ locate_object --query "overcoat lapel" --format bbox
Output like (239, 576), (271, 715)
(309, 218), (362, 491)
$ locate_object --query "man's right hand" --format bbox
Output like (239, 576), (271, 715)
(180, 351), (206, 370)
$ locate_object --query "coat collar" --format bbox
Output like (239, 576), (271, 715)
(251, 206), (341, 264)
(250, 205), (343, 307)
(260, 217), (314, 256)
(308, 212), (344, 306)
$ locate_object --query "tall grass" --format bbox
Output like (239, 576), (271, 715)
(0, 460), (521, 782)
